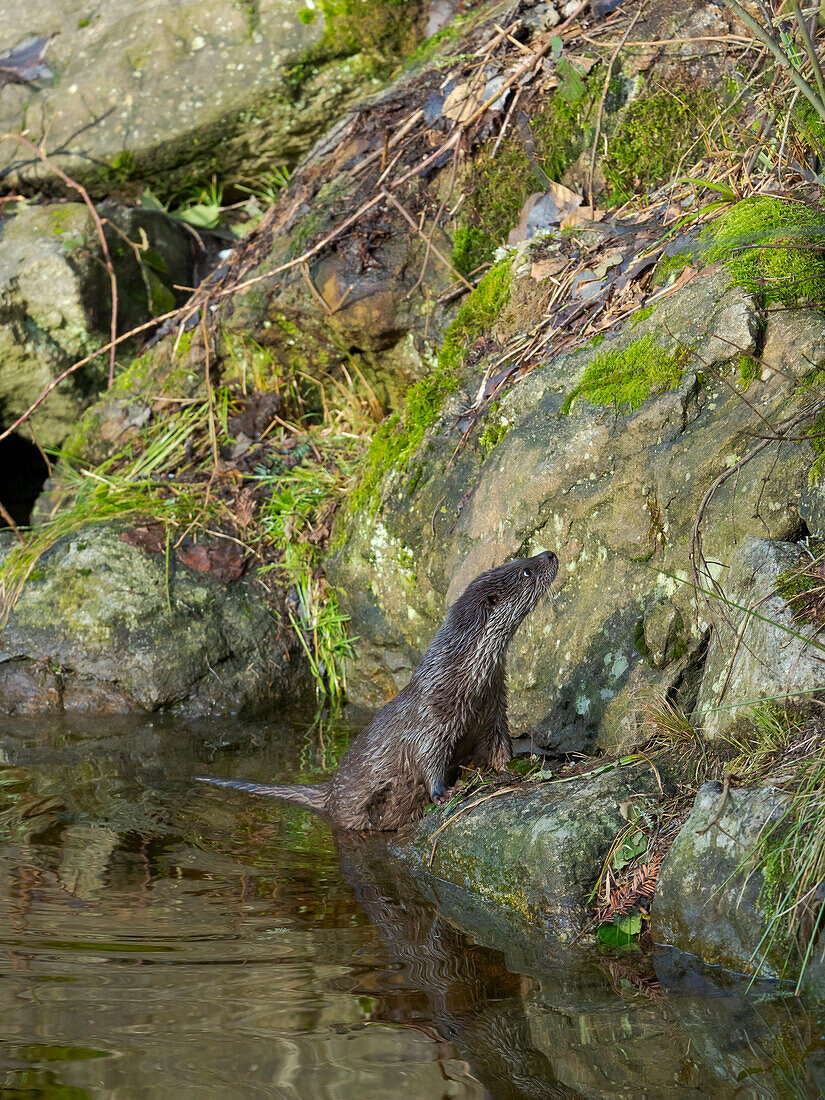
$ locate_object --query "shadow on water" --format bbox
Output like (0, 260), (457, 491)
(0, 709), (822, 1097)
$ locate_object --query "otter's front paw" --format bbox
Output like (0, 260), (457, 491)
(488, 744), (512, 772)
(431, 786), (457, 805)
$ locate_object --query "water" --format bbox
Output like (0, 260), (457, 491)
(0, 711), (823, 1099)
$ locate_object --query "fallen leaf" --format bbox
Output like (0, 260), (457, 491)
(120, 524), (165, 554)
(441, 82), (484, 122)
(531, 253), (568, 281)
(207, 544), (246, 584)
(561, 203), (603, 229)
(176, 543), (211, 572)
(235, 486), (257, 530)
(0, 35), (55, 85)
(176, 541), (247, 583)
(591, 248), (625, 279)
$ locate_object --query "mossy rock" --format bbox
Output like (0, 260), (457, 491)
(0, 202), (193, 448)
(0, 525), (310, 715)
(329, 263), (814, 749)
(652, 782), (797, 977)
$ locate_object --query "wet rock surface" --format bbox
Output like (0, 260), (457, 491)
(394, 763), (663, 940)
(0, 525), (309, 715)
(651, 782), (795, 977)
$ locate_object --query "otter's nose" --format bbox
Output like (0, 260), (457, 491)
(542, 551), (558, 568)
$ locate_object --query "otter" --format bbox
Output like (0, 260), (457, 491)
(198, 550), (558, 831)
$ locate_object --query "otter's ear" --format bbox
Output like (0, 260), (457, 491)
(485, 590), (501, 609)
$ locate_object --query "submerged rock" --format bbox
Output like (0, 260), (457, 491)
(0, 525), (309, 715)
(651, 782), (794, 977)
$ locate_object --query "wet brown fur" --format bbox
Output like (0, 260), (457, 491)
(199, 551), (558, 831)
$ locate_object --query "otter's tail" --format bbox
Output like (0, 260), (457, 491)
(195, 776), (329, 812)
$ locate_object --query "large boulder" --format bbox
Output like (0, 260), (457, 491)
(399, 762), (662, 940)
(0, 0), (427, 196)
(0, 525), (309, 715)
(329, 261), (815, 752)
(0, 201), (195, 446)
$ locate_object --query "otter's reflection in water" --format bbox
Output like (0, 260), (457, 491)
(336, 834), (825, 1099)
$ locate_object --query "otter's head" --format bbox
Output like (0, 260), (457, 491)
(440, 551), (559, 673)
(469, 549), (558, 627)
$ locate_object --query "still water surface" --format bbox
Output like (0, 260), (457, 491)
(0, 710), (823, 1098)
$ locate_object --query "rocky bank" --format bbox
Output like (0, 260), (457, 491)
(3, 0), (825, 988)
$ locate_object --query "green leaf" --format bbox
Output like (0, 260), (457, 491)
(612, 829), (649, 871)
(175, 203), (220, 229)
(556, 57), (586, 104)
(140, 188), (166, 211)
(597, 911), (642, 945)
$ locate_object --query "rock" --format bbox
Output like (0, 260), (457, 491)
(0, 525), (310, 715)
(402, 763), (662, 940)
(330, 264), (814, 751)
(653, 949), (825, 1090)
(342, 833), (805, 1097)
(694, 538), (825, 739)
(0, 201), (195, 446)
(218, 173), (449, 412)
(0, 0), (427, 196)
(210, 0), (736, 420)
(651, 782), (795, 977)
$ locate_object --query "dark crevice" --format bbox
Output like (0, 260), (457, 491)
(0, 432), (49, 527)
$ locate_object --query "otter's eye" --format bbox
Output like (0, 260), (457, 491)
(523, 568), (532, 577)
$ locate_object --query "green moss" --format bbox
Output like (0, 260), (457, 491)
(603, 86), (720, 205)
(790, 99), (825, 160)
(705, 196), (825, 307)
(630, 305), (656, 328)
(653, 249), (693, 286)
(286, 0), (419, 94)
(451, 225), (495, 277)
(49, 207), (77, 237)
(737, 352), (759, 386)
(633, 619), (653, 666)
(562, 333), (690, 414)
(479, 418), (508, 454)
(807, 410), (825, 484)
(468, 65), (606, 242)
(346, 258), (513, 515)
(406, 20), (462, 66)
(103, 150), (138, 186)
